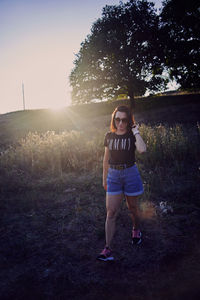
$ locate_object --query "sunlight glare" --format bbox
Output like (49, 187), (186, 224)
(49, 104), (66, 112)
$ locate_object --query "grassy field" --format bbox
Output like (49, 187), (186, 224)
(0, 94), (200, 300)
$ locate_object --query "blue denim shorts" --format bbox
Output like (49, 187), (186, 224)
(107, 164), (144, 196)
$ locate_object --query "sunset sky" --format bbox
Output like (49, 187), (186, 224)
(0, 0), (163, 114)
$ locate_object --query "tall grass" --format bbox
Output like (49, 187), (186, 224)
(137, 123), (199, 168)
(0, 124), (199, 198)
(0, 130), (104, 177)
(1, 124), (199, 174)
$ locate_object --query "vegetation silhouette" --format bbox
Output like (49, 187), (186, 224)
(70, 0), (200, 109)
(70, 0), (167, 108)
(160, 0), (200, 89)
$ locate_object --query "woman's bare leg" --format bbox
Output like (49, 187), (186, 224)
(105, 194), (123, 248)
(126, 195), (140, 229)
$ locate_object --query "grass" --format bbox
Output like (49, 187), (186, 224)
(0, 122), (199, 204)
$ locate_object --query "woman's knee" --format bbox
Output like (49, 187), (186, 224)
(107, 208), (118, 219)
(127, 202), (138, 215)
(128, 203), (137, 210)
(126, 197), (138, 210)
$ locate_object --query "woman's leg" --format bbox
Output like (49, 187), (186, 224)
(125, 195), (140, 229)
(105, 193), (123, 248)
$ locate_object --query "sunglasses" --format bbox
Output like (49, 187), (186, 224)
(114, 117), (128, 124)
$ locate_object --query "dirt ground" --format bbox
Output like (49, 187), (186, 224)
(0, 185), (200, 300)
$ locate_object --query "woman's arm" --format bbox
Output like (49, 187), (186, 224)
(132, 125), (147, 153)
(103, 146), (109, 190)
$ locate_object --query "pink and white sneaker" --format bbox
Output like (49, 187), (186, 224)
(132, 228), (142, 245)
(96, 247), (114, 261)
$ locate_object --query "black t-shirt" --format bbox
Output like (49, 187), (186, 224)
(104, 130), (136, 165)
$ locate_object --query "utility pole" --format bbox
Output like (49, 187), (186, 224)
(22, 82), (25, 110)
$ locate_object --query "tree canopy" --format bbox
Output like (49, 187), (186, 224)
(70, 0), (167, 106)
(70, 0), (200, 106)
(160, 0), (200, 89)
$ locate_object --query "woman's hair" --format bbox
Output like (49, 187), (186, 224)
(110, 105), (135, 132)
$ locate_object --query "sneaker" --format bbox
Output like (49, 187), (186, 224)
(96, 247), (114, 261)
(132, 228), (142, 245)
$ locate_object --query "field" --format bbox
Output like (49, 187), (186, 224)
(0, 94), (200, 300)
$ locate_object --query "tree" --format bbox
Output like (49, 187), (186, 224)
(160, 0), (200, 89)
(70, 0), (167, 108)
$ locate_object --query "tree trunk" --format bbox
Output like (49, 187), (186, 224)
(129, 91), (135, 114)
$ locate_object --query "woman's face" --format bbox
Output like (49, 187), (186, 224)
(114, 111), (128, 133)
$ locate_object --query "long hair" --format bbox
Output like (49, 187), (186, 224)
(110, 105), (135, 132)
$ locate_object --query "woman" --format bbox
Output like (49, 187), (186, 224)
(97, 105), (146, 261)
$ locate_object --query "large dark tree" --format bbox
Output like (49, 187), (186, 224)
(70, 0), (167, 107)
(160, 0), (200, 89)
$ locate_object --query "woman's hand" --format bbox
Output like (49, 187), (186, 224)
(103, 181), (107, 191)
(103, 182), (107, 191)
(132, 123), (140, 136)
(132, 124), (147, 153)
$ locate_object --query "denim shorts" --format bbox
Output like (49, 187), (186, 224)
(107, 164), (144, 196)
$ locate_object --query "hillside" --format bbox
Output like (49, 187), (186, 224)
(0, 93), (200, 149)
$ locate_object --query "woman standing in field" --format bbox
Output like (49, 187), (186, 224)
(97, 105), (146, 261)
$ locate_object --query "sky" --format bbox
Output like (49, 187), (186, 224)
(0, 0), (163, 114)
